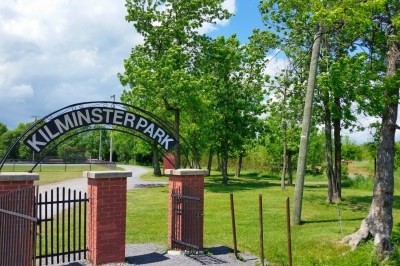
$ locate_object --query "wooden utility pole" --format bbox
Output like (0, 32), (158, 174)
(293, 26), (322, 225)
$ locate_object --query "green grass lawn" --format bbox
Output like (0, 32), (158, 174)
(1, 164), (120, 185)
(126, 171), (400, 265)
(8, 161), (398, 264)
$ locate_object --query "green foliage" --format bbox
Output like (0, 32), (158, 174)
(0, 122), (31, 160)
(120, 1), (276, 177)
(342, 174), (374, 190)
(57, 127), (110, 162)
(342, 137), (363, 161)
(395, 142), (400, 170)
(125, 172), (400, 265)
(120, 0), (234, 168)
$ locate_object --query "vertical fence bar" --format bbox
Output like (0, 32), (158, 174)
(62, 187), (65, 263)
(286, 197), (292, 266)
(84, 192), (87, 259)
(56, 187), (60, 264)
(230, 193), (238, 259)
(38, 193), (42, 266)
(68, 188), (71, 261)
(259, 194), (265, 266)
(50, 189), (54, 265)
(73, 190), (76, 261)
(78, 191), (82, 260)
(44, 191), (48, 265)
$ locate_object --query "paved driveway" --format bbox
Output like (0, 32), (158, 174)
(37, 165), (167, 217)
(38, 165), (166, 194)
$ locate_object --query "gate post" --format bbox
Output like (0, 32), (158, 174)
(0, 172), (39, 194)
(162, 152), (175, 174)
(166, 169), (208, 251)
(0, 172), (39, 266)
(85, 171), (132, 266)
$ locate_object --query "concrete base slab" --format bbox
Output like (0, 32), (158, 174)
(167, 250), (185, 256)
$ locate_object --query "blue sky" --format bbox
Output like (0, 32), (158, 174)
(209, 0), (264, 43)
(0, 0), (378, 143)
(0, 0), (267, 130)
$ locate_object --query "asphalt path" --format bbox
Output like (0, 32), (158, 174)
(38, 165), (167, 195)
(37, 165), (167, 217)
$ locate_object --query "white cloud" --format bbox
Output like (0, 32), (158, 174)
(0, 0), (142, 129)
(0, 84), (34, 103)
(263, 51), (287, 78)
(222, 0), (237, 13)
(68, 49), (98, 67)
(197, 0), (237, 34)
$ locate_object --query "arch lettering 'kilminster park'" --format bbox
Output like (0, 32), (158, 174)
(24, 107), (177, 152)
(0, 101), (189, 172)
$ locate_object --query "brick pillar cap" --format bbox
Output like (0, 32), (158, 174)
(0, 172), (39, 181)
(165, 169), (209, 176)
(84, 171), (132, 179)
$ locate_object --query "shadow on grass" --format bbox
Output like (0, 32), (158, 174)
(204, 172), (330, 193)
(205, 174), (281, 193)
(126, 252), (169, 264)
(301, 217), (364, 224)
(336, 195), (400, 212)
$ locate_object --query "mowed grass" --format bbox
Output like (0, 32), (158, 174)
(126, 172), (400, 265)
(1, 164), (118, 185)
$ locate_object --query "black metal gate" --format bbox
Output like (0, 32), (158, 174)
(36, 187), (88, 265)
(171, 187), (202, 251)
(0, 186), (38, 266)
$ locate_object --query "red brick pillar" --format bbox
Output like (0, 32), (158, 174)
(166, 169), (208, 251)
(0, 172), (38, 195)
(163, 152), (176, 175)
(0, 172), (39, 266)
(85, 171), (132, 266)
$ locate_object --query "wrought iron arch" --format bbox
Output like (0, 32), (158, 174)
(28, 127), (177, 173)
(0, 101), (195, 171)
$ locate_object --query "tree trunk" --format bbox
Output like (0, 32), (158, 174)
(221, 142), (229, 185)
(293, 26), (322, 225)
(287, 151), (293, 186)
(152, 144), (161, 176)
(173, 109), (181, 169)
(281, 83), (288, 190)
(207, 148), (213, 176)
(281, 140), (287, 190)
(333, 97), (342, 200)
(221, 155), (229, 185)
(342, 40), (399, 258)
(217, 153), (222, 171)
(324, 93), (336, 203)
(235, 151), (244, 178)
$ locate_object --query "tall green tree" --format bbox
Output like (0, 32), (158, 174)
(199, 32), (273, 184)
(260, 0), (379, 224)
(119, 0), (231, 169)
(0, 123), (8, 157)
(342, 1), (400, 257)
(0, 123), (31, 160)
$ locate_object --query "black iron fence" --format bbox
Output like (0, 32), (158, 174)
(0, 186), (38, 266)
(36, 187), (88, 265)
(171, 187), (202, 252)
(2, 161), (116, 172)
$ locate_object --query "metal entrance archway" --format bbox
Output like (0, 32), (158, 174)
(0, 101), (196, 172)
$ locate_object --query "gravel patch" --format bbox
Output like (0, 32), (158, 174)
(57, 244), (259, 266)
